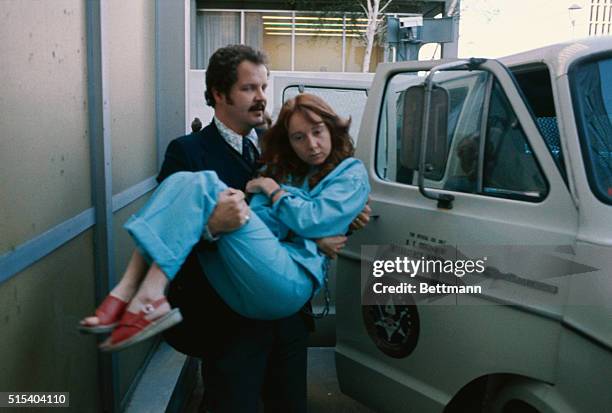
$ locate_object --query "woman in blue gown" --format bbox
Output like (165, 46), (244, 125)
(82, 94), (370, 351)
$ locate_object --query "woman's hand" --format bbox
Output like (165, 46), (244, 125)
(349, 198), (372, 231)
(246, 177), (279, 196)
(315, 235), (348, 259)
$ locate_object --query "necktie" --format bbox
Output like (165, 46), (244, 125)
(242, 137), (259, 168)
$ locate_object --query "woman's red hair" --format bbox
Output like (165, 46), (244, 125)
(260, 93), (354, 188)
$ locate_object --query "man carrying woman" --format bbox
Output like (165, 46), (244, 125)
(98, 91), (369, 344)
(80, 44), (370, 413)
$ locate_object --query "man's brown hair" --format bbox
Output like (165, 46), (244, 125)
(204, 45), (268, 107)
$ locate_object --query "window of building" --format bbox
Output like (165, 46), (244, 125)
(194, 8), (388, 72)
(194, 10), (240, 70)
(245, 12), (292, 70)
(589, 0), (612, 35)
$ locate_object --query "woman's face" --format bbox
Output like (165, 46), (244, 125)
(287, 109), (332, 166)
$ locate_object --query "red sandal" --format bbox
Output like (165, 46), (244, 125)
(78, 295), (128, 334)
(99, 297), (182, 352)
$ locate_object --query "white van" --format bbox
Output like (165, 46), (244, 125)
(329, 38), (612, 412)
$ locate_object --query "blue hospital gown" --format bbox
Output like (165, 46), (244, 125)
(125, 157), (370, 319)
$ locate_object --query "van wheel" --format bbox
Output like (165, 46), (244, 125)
(502, 400), (540, 413)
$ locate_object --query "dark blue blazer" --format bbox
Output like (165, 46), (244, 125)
(159, 122), (266, 357)
(157, 121), (256, 188)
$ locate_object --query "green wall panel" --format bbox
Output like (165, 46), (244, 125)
(108, 0), (158, 195)
(0, 0), (91, 254)
(0, 230), (99, 412)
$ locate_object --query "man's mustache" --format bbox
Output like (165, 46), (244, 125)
(249, 103), (266, 112)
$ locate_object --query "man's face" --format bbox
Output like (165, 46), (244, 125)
(214, 61), (268, 135)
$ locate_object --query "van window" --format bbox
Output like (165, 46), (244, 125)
(512, 65), (568, 184)
(376, 70), (549, 202)
(482, 81), (548, 199)
(377, 70), (489, 186)
(570, 55), (612, 205)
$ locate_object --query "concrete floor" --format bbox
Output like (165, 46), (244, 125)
(184, 347), (376, 412)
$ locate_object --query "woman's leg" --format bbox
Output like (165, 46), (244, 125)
(95, 172), (222, 346)
(122, 262), (170, 317)
(112, 250), (148, 300)
(201, 214), (319, 319)
(80, 249), (147, 328)
(124, 170), (319, 319)
(124, 171), (228, 279)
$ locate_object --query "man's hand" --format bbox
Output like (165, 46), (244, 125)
(207, 188), (250, 236)
(349, 199), (372, 232)
(315, 235), (348, 259)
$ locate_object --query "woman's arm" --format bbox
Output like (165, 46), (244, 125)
(273, 179), (368, 238)
(272, 159), (370, 239)
(247, 159), (370, 239)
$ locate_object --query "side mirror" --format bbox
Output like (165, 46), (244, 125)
(399, 85), (450, 181)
